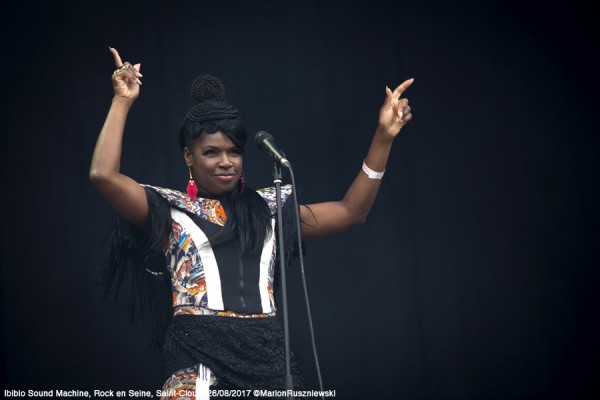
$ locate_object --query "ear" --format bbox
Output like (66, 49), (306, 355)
(183, 146), (193, 166)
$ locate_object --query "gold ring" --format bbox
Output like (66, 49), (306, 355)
(112, 62), (131, 75)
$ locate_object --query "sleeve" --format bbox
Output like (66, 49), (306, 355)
(273, 187), (307, 296)
(278, 191), (306, 266)
(100, 186), (173, 345)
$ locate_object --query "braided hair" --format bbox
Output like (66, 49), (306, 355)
(179, 75), (273, 256)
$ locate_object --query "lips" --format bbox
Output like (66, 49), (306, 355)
(214, 174), (236, 182)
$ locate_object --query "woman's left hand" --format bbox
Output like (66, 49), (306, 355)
(377, 78), (414, 139)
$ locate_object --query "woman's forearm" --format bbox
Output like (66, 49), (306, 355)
(340, 128), (394, 224)
(89, 97), (134, 183)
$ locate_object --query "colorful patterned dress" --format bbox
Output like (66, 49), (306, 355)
(104, 184), (303, 399)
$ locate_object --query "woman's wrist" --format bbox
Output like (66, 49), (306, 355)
(375, 125), (397, 142)
(374, 126), (397, 145)
(112, 95), (135, 109)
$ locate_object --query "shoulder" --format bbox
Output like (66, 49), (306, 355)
(256, 184), (292, 213)
(142, 184), (203, 215)
(143, 185), (228, 226)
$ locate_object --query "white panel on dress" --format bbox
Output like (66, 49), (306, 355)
(259, 220), (276, 313)
(170, 209), (224, 310)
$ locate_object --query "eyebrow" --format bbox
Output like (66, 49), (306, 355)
(201, 144), (240, 151)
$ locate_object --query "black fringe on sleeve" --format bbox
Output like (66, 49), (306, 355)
(101, 187), (173, 346)
(276, 194), (305, 267)
(273, 189), (308, 295)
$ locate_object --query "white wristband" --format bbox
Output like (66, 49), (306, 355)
(362, 161), (385, 179)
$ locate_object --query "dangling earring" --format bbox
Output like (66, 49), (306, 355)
(187, 167), (198, 201)
(239, 175), (245, 193)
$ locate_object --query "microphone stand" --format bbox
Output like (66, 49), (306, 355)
(273, 164), (294, 397)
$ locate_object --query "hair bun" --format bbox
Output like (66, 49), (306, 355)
(191, 74), (226, 105)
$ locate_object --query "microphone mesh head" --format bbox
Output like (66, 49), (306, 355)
(254, 131), (273, 149)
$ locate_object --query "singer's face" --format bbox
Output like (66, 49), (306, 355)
(183, 131), (243, 196)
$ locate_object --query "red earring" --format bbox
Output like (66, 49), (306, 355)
(187, 167), (198, 201)
(239, 176), (245, 193)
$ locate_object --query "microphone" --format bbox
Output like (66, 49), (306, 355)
(254, 131), (292, 168)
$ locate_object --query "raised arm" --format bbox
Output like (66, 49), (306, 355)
(300, 78), (414, 241)
(89, 48), (150, 232)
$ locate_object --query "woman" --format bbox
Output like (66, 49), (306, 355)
(90, 47), (413, 399)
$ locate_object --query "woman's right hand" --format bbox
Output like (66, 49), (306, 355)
(109, 47), (143, 101)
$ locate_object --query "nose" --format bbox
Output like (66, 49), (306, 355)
(218, 153), (233, 168)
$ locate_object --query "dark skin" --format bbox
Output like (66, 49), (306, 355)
(90, 48), (413, 240)
(183, 132), (244, 197)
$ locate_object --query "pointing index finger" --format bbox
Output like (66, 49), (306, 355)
(109, 47), (123, 68)
(392, 78), (415, 98)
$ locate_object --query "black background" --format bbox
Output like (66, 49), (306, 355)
(1, 1), (599, 399)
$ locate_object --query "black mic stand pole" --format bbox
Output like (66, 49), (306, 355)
(273, 163), (294, 397)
